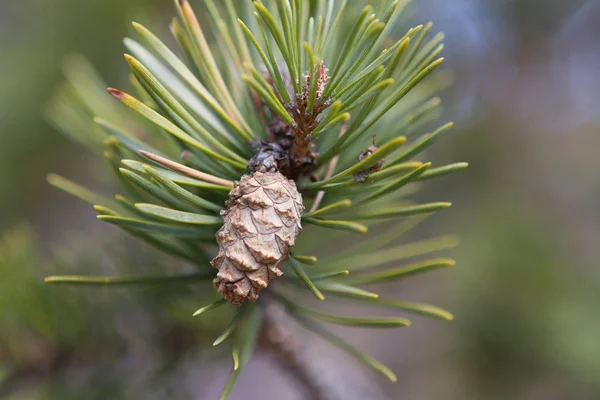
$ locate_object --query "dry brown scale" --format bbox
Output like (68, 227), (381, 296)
(211, 168), (304, 304)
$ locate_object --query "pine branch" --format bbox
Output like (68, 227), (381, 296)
(44, 1), (468, 398)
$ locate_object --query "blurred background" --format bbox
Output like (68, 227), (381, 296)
(0, 0), (599, 399)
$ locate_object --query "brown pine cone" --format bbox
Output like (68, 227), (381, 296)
(211, 169), (304, 304)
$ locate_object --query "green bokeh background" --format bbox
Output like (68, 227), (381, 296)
(1, 0), (598, 399)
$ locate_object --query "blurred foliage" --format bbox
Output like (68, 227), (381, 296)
(448, 204), (600, 400)
(0, 0), (165, 229)
(0, 226), (229, 399)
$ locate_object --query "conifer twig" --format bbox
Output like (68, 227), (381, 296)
(259, 300), (329, 400)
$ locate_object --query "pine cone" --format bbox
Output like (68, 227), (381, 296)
(212, 169), (304, 304)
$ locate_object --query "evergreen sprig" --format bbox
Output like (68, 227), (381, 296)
(46, 0), (467, 397)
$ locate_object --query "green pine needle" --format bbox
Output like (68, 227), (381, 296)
(134, 203), (222, 225)
(344, 258), (456, 285)
(289, 258), (325, 301)
(303, 218), (369, 233)
(45, 273), (213, 286)
(193, 298), (227, 317)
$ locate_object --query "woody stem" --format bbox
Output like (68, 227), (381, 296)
(259, 300), (330, 400)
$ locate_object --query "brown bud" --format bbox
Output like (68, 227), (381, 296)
(353, 136), (385, 183)
(211, 169), (304, 304)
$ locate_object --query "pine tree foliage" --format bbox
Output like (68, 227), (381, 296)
(46, 0), (467, 397)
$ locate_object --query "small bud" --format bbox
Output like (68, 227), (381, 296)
(353, 136), (385, 183)
(316, 61), (329, 100)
